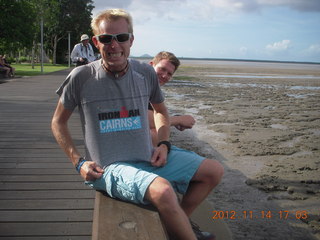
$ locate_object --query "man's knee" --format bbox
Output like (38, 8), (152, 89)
(212, 159), (224, 182)
(145, 177), (177, 207)
(196, 159), (224, 187)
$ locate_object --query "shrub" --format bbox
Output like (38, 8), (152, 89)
(19, 56), (28, 62)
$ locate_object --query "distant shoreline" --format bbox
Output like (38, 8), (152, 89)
(132, 56), (320, 65)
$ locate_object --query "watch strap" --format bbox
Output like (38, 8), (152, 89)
(157, 141), (171, 154)
(75, 157), (86, 173)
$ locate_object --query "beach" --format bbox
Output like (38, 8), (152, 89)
(163, 60), (320, 240)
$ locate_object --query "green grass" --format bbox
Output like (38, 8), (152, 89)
(11, 63), (70, 76)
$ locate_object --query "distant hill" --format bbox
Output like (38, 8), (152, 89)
(130, 54), (152, 59)
(139, 54), (152, 58)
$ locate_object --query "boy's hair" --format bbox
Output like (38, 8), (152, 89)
(152, 51), (180, 72)
(91, 9), (133, 35)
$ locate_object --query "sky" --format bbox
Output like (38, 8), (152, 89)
(91, 0), (320, 62)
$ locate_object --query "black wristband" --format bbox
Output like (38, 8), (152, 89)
(157, 141), (171, 154)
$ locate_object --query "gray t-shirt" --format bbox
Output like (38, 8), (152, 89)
(57, 59), (164, 167)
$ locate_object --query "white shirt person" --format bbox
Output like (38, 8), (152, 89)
(71, 34), (96, 66)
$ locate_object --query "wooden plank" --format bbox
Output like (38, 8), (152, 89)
(0, 162), (72, 169)
(0, 150), (83, 156)
(0, 144), (67, 149)
(0, 168), (76, 174)
(0, 157), (72, 163)
(0, 199), (94, 210)
(0, 153), (70, 158)
(0, 237), (90, 240)
(0, 182), (89, 190)
(0, 149), (76, 154)
(0, 174), (82, 182)
(92, 192), (168, 240)
(0, 222), (92, 236)
(0, 209), (93, 222)
(0, 190), (95, 199)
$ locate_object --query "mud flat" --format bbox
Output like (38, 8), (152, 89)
(164, 60), (320, 240)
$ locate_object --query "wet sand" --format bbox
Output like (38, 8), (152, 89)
(163, 60), (320, 240)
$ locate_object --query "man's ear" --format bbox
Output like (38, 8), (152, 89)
(129, 34), (134, 47)
(92, 36), (99, 48)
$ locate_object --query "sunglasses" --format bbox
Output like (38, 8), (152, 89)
(96, 33), (132, 45)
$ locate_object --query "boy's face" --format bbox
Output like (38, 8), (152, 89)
(152, 59), (176, 86)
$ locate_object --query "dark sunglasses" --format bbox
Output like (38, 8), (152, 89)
(96, 33), (132, 45)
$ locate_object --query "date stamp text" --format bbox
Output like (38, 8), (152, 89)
(212, 210), (309, 220)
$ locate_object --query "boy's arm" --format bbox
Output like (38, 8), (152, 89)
(170, 115), (196, 131)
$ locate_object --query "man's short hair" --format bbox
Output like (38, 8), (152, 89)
(152, 51), (180, 72)
(91, 9), (133, 35)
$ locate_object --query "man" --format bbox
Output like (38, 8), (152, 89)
(51, 9), (221, 240)
(0, 55), (12, 78)
(149, 51), (224, 239)
(0, 55), (15, 77)
(70, 34), (96, 66)
(148, 51), (197, 145)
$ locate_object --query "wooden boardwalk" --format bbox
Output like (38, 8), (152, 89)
(0, 70), (95, 240)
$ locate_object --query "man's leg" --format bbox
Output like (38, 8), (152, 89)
(145, 177), (197, 240)
(180, 159), (224, 216)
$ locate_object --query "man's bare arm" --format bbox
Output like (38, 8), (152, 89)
(149, 102), (170, 167)
(170, 115), (196, 131)
(51, 100), (103, 180)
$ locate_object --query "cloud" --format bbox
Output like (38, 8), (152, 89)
(258, 0), (320, 12)
(92, 0), (320, 24)
(93, 0), (132, 10)
(90, 0), (319, 61)
(207, 0), (260, 13)
(298, 44), (320, 62)
(307, 44), (320, 53)
(239, 47), (248, 54)
(92, 0), (187, 23)
(266, 40), (292, 51)
(207, 0), (320, 13)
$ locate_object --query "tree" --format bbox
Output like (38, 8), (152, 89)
(44, 0), (94, 64)
(1, 0), (94, 64)
(0, 0), (37, 56)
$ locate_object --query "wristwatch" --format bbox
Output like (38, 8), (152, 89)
(157, 141), (171, 154)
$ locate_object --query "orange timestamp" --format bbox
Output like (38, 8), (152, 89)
(212, 210), (308, 220)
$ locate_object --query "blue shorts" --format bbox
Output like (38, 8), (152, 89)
(85, 146), (205, 204)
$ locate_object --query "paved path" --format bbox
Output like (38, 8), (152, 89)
(0, 70), (95, 240)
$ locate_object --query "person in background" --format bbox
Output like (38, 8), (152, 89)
(148, 51), (197, 142)
(0, 55), (13, 78)
(2, 55), (10, 65)
(149, 51), (224, 239)
(70, 34), (96, 66)
(51, 9), (221, 240)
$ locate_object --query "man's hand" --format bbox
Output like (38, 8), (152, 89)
(173, 115), (195, 131)
(79, 161), (104, 181)
(151, 145), (168, 167)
